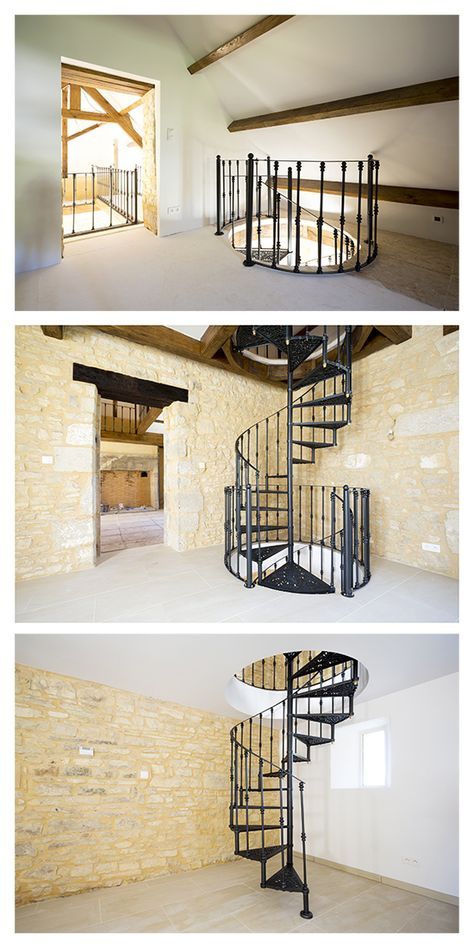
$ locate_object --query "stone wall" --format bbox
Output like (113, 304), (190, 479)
(294, 326), (459, 577)
(15, 664), (243, 905)
(15, 326), (283, 580)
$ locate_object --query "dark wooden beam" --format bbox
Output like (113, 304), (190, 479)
(100, 429), (163, 447)
(352, 326), (373, 354)
(269, 176), (459, 210)
(95, 327), (282, 387)
(72, 363), (188, 409)
(200, 325), (238, 358)
(228, 76), (459, 132)
(41, 326), (64, 339)
(187, 16), (294, 75)
(374, 326), (412, 345)
(443, 325), (459, 336)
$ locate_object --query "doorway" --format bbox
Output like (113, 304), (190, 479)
(61, 61), (158, 240)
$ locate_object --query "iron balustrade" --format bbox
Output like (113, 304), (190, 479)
(101, 401), (154, 436)
(62, 166), (142, 238)
(223, 326), (371, 598)
(230, 650), (360, 918)
(215, 154), (379, 273)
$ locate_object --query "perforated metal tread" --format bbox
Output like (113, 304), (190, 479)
(294, 680), (357, 699)
(241, 544), (289, 564)
(261, 561), (333, 595)
(294, 361), (345, 391)
(265, 864), (305, 893)
(239, 845), (287, 863)
(293, 650), (350, 679)
(295, 713), (350, 724)
(295, 733), (333, 746)
(294, 393), (349, 408)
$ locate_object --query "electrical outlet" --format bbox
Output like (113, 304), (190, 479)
(167, 206), (180, 216)
(433, 214), (444, 224)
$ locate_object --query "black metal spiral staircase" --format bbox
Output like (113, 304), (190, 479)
(224, 326), (371, 597)
(230, 649), (360, 920)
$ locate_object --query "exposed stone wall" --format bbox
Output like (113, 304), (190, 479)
(15, 664), (244, 905)
(294, 326), (459, 577)
(15, 327), (283, 579)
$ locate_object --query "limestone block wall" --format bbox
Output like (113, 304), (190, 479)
(15, 664), (244, 905)
(15, 327), (283, 579)
(294, 326), (459, 577)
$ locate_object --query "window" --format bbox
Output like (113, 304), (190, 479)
(361, 727), (387, 788)
(330, 718), (389, 789)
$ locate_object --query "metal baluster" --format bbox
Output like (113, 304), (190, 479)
(240, 722), (244, 806)
(342, 485), (354, 597)
(244, 153), (255, 267)
(134, 166), (138, 222)
(373, 159), (380, 257)
(300, 781), (312, 918)
(249, 718), (253, 790)
(215, 155), (223, 235)
(245, 482), (253, 588)
(310, 484), (313, 576)
(279, 772), (286, 873)
(287, 166), (293, 256)
(260, 758), (266, 882)
(109, 167), (113, 227)
(262, 657), (266, 690)
(272, 161), (279, 267)
(234, 734), (240, 852)
(236, 160), (240, 219)
(266, 156), (272, 216)
(317, 160), (325, 273)
(362, 488), (371, 582)
(276, 193), (281, 265)
(244, 750), (250, 853)
(257, 176), (262, 259)
(222, 158), (226, 225)
(320, 485), (325, 579)
(366, 154), (374, 260)
(333, 228), (338, 265)
(353, 489), (359, 588)
(330, 489), (336, 590)
(273, 655), (277, 690)
(231, 175), (235, 247)
(228, 160), (232, 223)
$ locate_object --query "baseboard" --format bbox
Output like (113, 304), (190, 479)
(295, 853), (458, 906)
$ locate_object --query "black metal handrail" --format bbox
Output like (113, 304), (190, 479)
(230, 650), (359, 919)
(215, 154), (379, 274)
(62, 166), (142, 238)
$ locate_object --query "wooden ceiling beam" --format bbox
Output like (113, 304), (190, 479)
(200, 325), (238, 358)
(228, 76), (459, 132)
(270, 176), (458, 210)
(100, 429), (163, 447)
(352, 326), (373, 354)
(41, 326), (64, 339)
(374, 326), (412, 345)
(81, 88), (143, 148)
(66, 97), (145, 143)
(73, 363), (188, 409)
(188, 16), (294, 75)
(62, 109), (115, 123)
(61, 63), (153, 97)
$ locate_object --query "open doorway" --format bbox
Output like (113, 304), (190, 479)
(61, 61), (158, 240)
(100, 398), (164, 553)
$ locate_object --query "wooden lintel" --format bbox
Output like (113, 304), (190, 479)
(73, 362), (189, 409)
(374, 326), (412, 345)
(62, 63), (153, 97)
(100, 429), (163, 447)
(228, 76), (459, 132)
(136, 407), (163, 435)
(83, 87), (143, 148)
(200, 325), (238, 358)
(269, 176), (459, 210)
(41, 326), (64, 340)
(443, 325), (459, 336)
(188, 16), (294, 75)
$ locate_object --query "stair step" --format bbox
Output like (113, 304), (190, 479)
(294, 393), (349, 408)
(236, 824), (286, 832)
(288, 335), (325, 372)
(243, 524), (288, 534)
(295, 713), (350, 724)
(261, 561), (333, 595)
(241, 505), (289, 512)
(292, 439), (333, 448)
(292, 421), (347, 430)
(294, 680), (357, 699)
(293, 650), (349, 680)
(267, 474), (288, 479)
(241, 544), (289, 565)
(265, 864), (305, 893)
(293, 361), (345, 391)
(296, 733), (333, 746)
(282, 755), (308, 763)
(292, 458), (313, 464)
(239, 845), (287, 863)
(262, 770), (285, 778)
(235, 805), (283, 810)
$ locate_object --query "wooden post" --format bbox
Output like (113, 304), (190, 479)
(61, 86), (69, 178)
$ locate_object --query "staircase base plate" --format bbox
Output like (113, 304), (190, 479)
(260, 561), (333, 595)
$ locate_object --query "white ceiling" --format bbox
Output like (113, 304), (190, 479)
(168, 14), (459, 188)
(15, 634), (458, 719)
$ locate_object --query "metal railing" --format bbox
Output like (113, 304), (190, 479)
(62, 165), (142, 238)
(215, 154), (379, 273)
(101, 401), (153, 436)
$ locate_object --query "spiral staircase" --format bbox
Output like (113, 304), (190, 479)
(230, 649), (361, 920)
(224, 326), (371, 597)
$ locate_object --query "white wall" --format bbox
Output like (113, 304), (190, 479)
(295, 673), (458, 897)
(15, 15), (254, 272)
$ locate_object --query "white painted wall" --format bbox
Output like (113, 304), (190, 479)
(295, 673), (459, 897)
(15, 15), (254, 272)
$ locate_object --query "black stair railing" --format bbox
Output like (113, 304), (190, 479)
(62, 165), (142, 238)
(215, 154), (379, 273)
(230, 650), (360, 919)
(224, 326), (371, 597)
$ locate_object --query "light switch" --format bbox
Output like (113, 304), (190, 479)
(167, 128), (175, 141)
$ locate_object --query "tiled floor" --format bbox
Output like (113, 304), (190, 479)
(15, 223), (456, 312)
(15, 857), (458, 933)
(15, 545), (458, 623)
(100, 510), (164, 552)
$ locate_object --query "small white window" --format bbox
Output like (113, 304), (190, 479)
(361, 727), (387, 788)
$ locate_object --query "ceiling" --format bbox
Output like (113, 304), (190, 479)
(15, 634), (458, 719)
(168, 14), (459, 189)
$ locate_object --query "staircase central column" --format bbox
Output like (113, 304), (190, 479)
(285, 651), (298, 868)
(286, 330), (294, 564)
